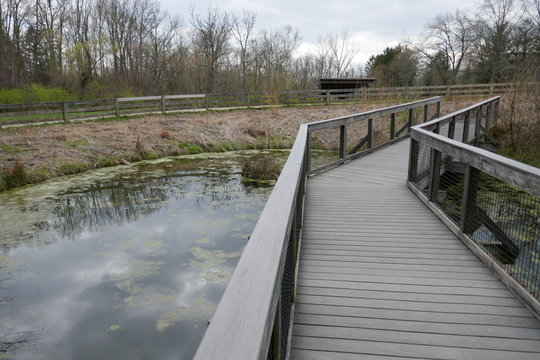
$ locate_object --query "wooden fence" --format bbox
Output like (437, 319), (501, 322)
(0, 82), (518, 127)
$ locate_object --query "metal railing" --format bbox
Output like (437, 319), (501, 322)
(407, 96), (540, 314)
(0, 82), (518, 127)
(193, 96), (441, 360)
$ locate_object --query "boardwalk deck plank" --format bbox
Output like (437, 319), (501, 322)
(290, 139), (540, 360)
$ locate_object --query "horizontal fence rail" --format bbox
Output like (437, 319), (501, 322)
(194, 97), (442, 360)
(407, 96), (540, 314)
(0, 82), (525, 127)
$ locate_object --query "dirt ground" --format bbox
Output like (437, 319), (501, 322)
(0, 101), (474, 190)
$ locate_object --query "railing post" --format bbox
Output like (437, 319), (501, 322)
(462, 110), (470, 143)
(436, 101), (441, 118)
(390, 113), (396, 139)
(407, 138), (419, 183)
(326, 90), (330, 105)
(474, 107), (482, 145)
(448, 116), (456, 140)
(339, 124), (348, 158)
(305, 131), (311, 174)
(161, 95), (166, 114)
(62, 102), (68, 123)
(423, 104), (428, 123)
(428, 148), (442, 202)
(460, 165), (479, 233)
(367, 118), (373, 149)
(407, 108), (414, 133)
(363, 87), (367, 101)
(115, 98), (120, 118)
(493, 99), (499, 127)
(485, 102), (492, 131)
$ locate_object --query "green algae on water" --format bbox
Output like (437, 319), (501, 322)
(155, 296), (217, 332)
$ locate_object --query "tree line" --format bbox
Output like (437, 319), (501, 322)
(0, 0), (538, 99)
(368, 0), (539, 87)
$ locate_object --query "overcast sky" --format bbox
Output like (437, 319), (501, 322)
(158, 0), (478, 65)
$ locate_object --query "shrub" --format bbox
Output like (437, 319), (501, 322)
(160, 130), (174, 140)
(3, 159), (27, 188)
(241, 155), (281, 181)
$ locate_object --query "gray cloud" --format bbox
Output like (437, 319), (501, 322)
(159, 0), (476, 63)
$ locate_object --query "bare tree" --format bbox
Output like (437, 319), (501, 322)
(231, 11), (256, 94)
(191, 6), (232, 93)
(470, 0), (519, 83)
(256, 25), (300, 90)
(414, 11), (475, 84)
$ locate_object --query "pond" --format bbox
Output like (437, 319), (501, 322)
(0, 150), (290, 360)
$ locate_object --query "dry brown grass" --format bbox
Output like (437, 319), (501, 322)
(0, 100), (474, 189)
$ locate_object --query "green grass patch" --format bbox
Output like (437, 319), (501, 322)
(178, 142), (204, 154)
(499, 146), (540, 168)
(28, 167), (55, 182)
(0, 144), (22, 153)
(140, 151), (159, 160)
(56, 161), (90, 175)
(96, 158), (120, 167)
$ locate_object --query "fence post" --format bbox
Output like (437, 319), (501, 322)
(446, 86), (451, 97)
(62, 102), (69, 123)
(423, 104), (428, 123)
(326, 90), (330, 105)
(339, 125), (348, 158)
(436, 101), (441, 118)
(367, 118), (373, 148)
(205, 95), (209, 110)
(390, 113), (396, 139)
(489, 83), (494, 95)
(363, 87), (367, 101)
(115, 98), (120, 118)
(161, 95), (166, 114)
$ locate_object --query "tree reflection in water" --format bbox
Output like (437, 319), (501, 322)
(0, 151), (286, 360)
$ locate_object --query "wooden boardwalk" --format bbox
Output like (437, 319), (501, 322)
(290, 139), (540, 360)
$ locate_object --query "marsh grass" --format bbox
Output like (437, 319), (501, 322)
(3, 159), (27, 188)
(241, 155), (281, 184)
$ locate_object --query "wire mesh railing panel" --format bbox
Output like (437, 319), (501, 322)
(433, 153), (464, 224)
(411, 142), (432, 195)
(280, 226), (295, 359)
(409, 97), (540, 304)
(465, 170), (540, 298)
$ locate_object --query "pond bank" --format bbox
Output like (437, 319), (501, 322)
(0, 101), (473, 192)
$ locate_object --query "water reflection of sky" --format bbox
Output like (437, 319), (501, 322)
(0, 151), (283, 359)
